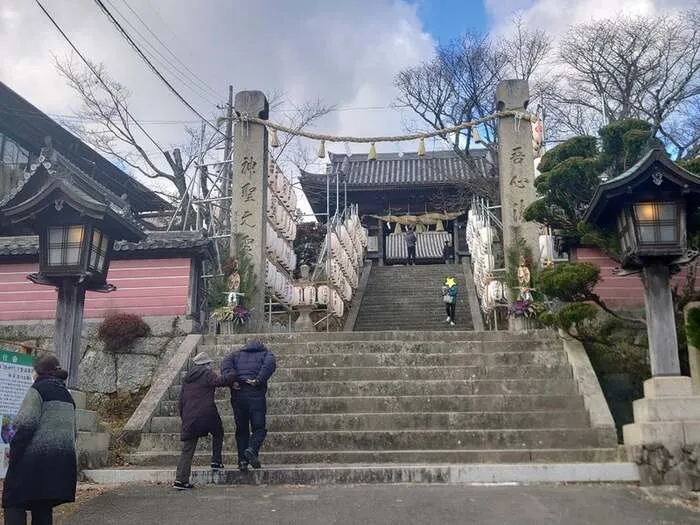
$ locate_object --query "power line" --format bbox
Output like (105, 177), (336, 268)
(33, 0), (167, 155)
(116, 0), (222, 101)
(92, 0), (225, 137)
(104, 0), (221, 106)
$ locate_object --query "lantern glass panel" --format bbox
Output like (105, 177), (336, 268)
(47, 225), (85, 266)
(88, 228), (110, 273)
(633, 202), (679, 245)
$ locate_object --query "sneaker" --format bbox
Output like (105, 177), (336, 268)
(172, 481), (194, 490)
(450, 321), (455, 326)
(243, 448), (261, 469)
(238, 460), (249, 472)
(445, 317), (451, 323)
(210, 462), (225, 470)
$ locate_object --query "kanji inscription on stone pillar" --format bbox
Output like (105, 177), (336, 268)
(231, 90), (269, 331)
(496, 80), (539, 270)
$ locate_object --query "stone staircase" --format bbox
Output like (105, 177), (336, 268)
(354, 265), (474, 331)
(124, 330), (620, 471)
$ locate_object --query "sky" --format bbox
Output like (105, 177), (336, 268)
(0, 0), (696, 205)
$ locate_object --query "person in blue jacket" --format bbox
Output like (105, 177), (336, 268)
(221, 340), (276, 471)
(442, 277), (458, 326)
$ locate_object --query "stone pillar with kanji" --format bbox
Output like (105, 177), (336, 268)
(231, 91), (269, 331)
(495, 80), (539, 274)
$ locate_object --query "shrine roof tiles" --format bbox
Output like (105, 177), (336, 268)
(0, 230), (215, 259)
(299, 149), (493, 188)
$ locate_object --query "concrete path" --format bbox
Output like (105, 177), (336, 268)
(62, 484), (700, 524)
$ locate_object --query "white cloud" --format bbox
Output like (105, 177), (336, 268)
(485, 0), (697, 37)
(0, 0), (434, 149)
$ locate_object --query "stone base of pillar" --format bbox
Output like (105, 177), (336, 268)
(294, 305), (316, 332)
(507, 316), (536, 331)
(624, 377), (700, 489)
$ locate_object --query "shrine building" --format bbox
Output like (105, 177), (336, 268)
(299, 149), (495, 265)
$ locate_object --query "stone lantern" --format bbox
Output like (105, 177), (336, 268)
(583, 148), (700, 473)
(0, 145), (146, 387)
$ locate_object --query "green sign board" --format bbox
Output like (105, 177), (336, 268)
(0, 349), (35, 478)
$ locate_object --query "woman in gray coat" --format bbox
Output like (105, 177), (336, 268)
(2, 355), (77, 525)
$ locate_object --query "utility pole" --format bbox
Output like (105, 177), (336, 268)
(221, 85), (234, 217)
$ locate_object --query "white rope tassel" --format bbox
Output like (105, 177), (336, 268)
(269, 127), (280, 148)
(368, 142), (377, 161)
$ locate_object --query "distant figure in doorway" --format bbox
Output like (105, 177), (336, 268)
(442, 240), (454, 265)
(404, 226), (417, 265)
(221, 340), (277, 471)
(442, 277), (458, 326)
(173, 352), (229, 490)
(2, 355), (76, 525)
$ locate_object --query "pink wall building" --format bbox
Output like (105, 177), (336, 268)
(573, 246), (699, 308)
(0, 231), (213, 324)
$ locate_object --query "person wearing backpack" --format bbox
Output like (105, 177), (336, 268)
(442, 277), (458, 326)
(221, 340), (277, 471)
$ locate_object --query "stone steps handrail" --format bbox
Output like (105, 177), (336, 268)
(121, 334), (201, 447)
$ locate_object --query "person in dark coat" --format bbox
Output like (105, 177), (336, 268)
(173, 352), (229, 490)
(221, 340), (276, 471)
(2, 355), (76, 525)
(442, 240), (454, 264)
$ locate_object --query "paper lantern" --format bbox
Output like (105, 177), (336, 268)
(303, 285), (316, 305)
(317, 285), (329, 305)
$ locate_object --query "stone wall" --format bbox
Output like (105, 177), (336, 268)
(0, 316), (193, 395)
(630, 444), (700, 491)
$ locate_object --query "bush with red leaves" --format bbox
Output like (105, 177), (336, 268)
(97, 312), (151, 352)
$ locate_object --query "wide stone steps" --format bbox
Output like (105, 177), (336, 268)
(138, 428), (616, 453)
(197, 339), (555, 356)
(354, 264), (474, 331)
(124, 447), (621, 467)
(270, 365), (572, 382)
(157, 394), (587, 417)
(179, 363), (571, 382)
(166, 378), (577, 400)
(255, 351), (571, 368)
(150, 410), (591, 433)
(204, 330), (547, 344)
(127, 330), (621, 474)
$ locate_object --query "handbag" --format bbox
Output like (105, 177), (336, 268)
(443, 294), (453, 304)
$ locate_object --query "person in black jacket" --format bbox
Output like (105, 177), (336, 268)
(2, 355), (76, 525)
(221, 340), (276, 471)
(173, 352), (229, 490)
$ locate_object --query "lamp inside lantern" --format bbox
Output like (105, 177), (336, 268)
(47, 225), (86, 267)
(616, 199), (685, 267)
(40, 223), (113, 281)
(632, 201), (679, 245)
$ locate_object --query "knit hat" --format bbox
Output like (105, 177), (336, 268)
(34, 355), (68, 380)
(192, 352), (213, 366)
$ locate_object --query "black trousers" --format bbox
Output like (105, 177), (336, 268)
(445, 301), (456, 321)
(175, 430), (224, 483)
(232, 387), (268, 460)
(407, 246), (416, 265)
(4, 505), (53, 525)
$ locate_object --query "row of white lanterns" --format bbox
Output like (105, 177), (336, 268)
(466, 209), (499, 312)
(266, 222), (297, 273)
(268, 162), (297, 214)
(267, 191), (297, 242)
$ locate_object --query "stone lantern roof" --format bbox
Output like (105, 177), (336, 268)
(583, 148), (700, 229)
(0, 144), (146, 243)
